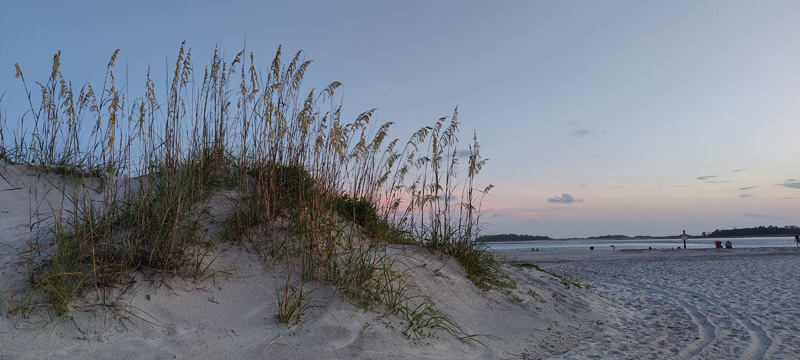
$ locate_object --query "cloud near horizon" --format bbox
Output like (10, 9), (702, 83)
(780, 179), (800, 189)
(547, 193), (581, 204)
(697, 176), (717, 180)
(744, 213), (789, 220)
(438, 194), (457, 201)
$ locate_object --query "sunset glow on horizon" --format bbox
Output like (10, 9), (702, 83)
(3, 1), (799, 238)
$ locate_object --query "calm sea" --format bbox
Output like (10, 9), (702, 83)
(484, 236), (799, 252)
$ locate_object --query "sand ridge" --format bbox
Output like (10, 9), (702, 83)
(6, 160), (799, 359)
(1, 161), (606, 359)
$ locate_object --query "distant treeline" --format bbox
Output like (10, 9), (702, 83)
(477, 234), (552, 242)
(477, 226), (800, 242)
(587, 235), (653, 240)
(703, 226), (800, 238)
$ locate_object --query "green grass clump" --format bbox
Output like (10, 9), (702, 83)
(447, 241), (514, 291)
(2, 43), (503, 340)
(513, 263), (584, 289)
(335, 194), (379, 231)
(276, 283), (309, 325)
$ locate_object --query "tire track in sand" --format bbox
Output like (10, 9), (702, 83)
(672, 298), (715, 359)
(631, 279), (770, 360)
(551, 262), (770, 359)
(629, 283), (716, 359)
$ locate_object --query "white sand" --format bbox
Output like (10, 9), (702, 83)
(501, 248), (800, 359)
(0, 162), (605, 359)
(4, 161), (800, 359)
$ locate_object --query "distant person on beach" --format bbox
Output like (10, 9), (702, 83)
(725, 240), (732, 249)
(795, 235), (799, 247)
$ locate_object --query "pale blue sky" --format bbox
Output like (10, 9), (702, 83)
(2, 1), (800, 238)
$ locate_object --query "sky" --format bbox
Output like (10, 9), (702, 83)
(2, 1), (800, 238)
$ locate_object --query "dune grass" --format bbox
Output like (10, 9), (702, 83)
(1, 43), (507, 337)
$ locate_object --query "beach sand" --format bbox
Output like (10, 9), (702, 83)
(0, 162), (604, 359)
(3, 161), (800, 359)
(501, 247), (800, 359)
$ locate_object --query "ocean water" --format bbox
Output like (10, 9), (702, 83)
(484, 236), (799, 252)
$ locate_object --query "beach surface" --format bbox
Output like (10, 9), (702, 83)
(0, 162), (605, 359)
(500, 247), (800, 359)
(3, 161), (800, 359)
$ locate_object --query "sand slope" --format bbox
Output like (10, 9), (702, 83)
(10, 161), (795, 359)
(0, 162), (607, 359)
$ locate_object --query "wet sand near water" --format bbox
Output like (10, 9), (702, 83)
(499, 247), (800, 359)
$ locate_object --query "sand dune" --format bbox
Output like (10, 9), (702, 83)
(0, 162), (605, 359)
(4, 161), (800, 359)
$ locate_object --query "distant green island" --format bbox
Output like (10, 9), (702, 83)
(477, 234), (552, 242)
(478, 225), (800, 242)
(584, 235), (655, 240)
(702, 225), (800, 238)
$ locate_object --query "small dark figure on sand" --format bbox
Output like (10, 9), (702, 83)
(795, 235), (799, 247)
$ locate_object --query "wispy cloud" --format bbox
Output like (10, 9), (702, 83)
(490, 213), (503, 218)
(738, 194), (752, 198)
(780, 179), (800, 189)
(527, 219), (539, 224)
(744, 213), (789, 220)
(697, 176), (717, 181)
(548, 193), (582, 204)
(565, 120), (600, 137)
(518, 211), (541, 217)
(455, 149), (471, 158)
(739, 186), (756, 191)
(569, 129), (592, 136)
(732, 168), (747, 173)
